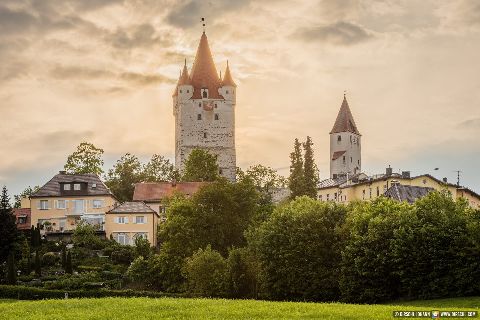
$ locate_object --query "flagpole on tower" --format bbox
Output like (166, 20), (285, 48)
(201, 17), (206, 33)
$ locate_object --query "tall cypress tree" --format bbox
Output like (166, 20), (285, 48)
(65, 251), (73, 274)
(303, 136), (320, 198)
(35, 249), (41, 277)
(61, 247), (67, 269)
(0, 186), (18, 264)
(6, 251), (16, 284)
(288, 139), (305, 199)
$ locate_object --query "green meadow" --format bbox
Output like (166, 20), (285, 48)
(0, 296), (478, 320)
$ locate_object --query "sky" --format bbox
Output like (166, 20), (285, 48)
(1, 0), (480, 197)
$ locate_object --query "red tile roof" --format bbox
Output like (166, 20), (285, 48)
(190, 32), (223, 99)
(221, 61), (236, 87)
(330, 95), (360, 135)
(14, 208), (31, 230)
(133, 182), (206, 202)
(332, 150), (346, 161)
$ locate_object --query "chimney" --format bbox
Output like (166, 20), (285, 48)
(401, 171), (410, 179)
(443, 177), (448, 183)
(386, 165), (393, 176)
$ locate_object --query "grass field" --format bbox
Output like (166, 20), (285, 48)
(0, 296), (478, 319)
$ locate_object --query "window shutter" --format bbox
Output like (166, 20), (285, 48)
(133, 217), (136, 224)
(65, 200), (69, 209)
(46, 200), (49, 209)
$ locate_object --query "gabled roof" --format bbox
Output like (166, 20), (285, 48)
(221, 61), (236, 87)
(31, 172), (113, 198)
(332, 150), (346, 161)
(330, 95), (360, 135)
(384, 184), (434, 203)
(107, 201), (158, 215)
(133, 182), (206, 202)
(190, 32), (223, 99)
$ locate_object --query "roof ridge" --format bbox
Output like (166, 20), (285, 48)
(330, 95), (360, 135)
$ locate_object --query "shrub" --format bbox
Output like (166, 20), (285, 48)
(134, 237), (152, 258)
(183, 246), (227, 297)
(42, 252), (59, 267)
(251, 197), (347, 301)
(72, 221), (103, 249)
(148, 250), (186, 293)
(126, 256), (149, 283)
(43, 272), (101, 290)
(110, 246), (135, 265)
(226, 247), (258, 299)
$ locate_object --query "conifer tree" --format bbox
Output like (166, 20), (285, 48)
(61, 247), (67, 269)
(303, 136), (320, 198)
(65, 251), (73, 274)
(0, 186), (18, 264)
(7, 251), (16, 285)
(288, 139), (305, 199)
(34, 249), (41, 277)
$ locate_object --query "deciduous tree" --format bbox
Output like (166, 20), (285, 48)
(64, 142), (104, 175)
(182, 149), (219, 182)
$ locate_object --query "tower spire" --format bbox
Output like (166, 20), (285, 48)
(330, 94), (360, 135)
(222, 60), (236, 87)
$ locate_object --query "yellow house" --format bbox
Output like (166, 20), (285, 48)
(30, 171), (117, 235)
(317, 168), (480, 208)
(105, 202), (159, 246)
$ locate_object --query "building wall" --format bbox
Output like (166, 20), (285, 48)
(30, 196), (116, 231)
(330, 132), (361, 178)
(318, 175), (479, 208)
(174, 84), (236, 181)
(105, 212), (158, 245)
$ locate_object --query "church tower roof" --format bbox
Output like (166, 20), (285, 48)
(221, 61), (236, 87)
(330, 95), (361, 135)
(190, 32), (222, 99)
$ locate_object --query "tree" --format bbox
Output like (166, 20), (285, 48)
(64, 142), (104, 175)
(142, 154), (177, 182)
(183, 246), (227, 297)
(126, 256), (150, 284)
(226, 247), (258, 298)
(6, 251), (16, 284)
(250, 196), (347, 301)
(72, 221), (101, 249)
(182, 149), (219, 182)
(34, 249), (41, 276)
(65, 251), (73, 274)
(303, 136), (319, 198)
(288, 139), (304, 199)
(134, 236), (152, 258)
(14, 186), (39, 209)
(105, 153), (143, 202)
(0, 186), (18, 264)
(31, 226), (41, 249)
(61, 247), (67, 269)
(160, 179), (259, 257)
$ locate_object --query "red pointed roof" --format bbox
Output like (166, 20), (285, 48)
(221, 61), (236, 87)
(190, 32), (223, 99)
(172, 61), (192, 97)
(330, 95), (360, 135)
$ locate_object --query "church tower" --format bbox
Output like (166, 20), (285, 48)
(330, 95), (361, 179)
(172, 31), (237, 181)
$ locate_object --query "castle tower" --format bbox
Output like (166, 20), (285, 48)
(330, 95), (361, 179)
(173, 32), (237, 181)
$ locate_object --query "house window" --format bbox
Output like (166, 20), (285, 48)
(63, 184), (71, 191)
(362, 190), (365, 200)
(202, 90), (208, 98)
(39, 200), (49, 210)
(74, 184), (81, 191)
(334, 192), (337, 200)
(135, 216), (145, 224)
(326, 194), (330, 201)
(73, 200), (85, 214)
(116, 233), (129, 245)
(56, 200), (66, 209)
(215, 114), (219, 120)
(18, 216), (27, 224)
(319, 195), (322, 201)
(197, 114), (202, 120)
(337, 135), (341, 142)
(134, 232), (148, 240)
(160, 206), (167, 214)
(92, 200), (103, 209)
(116, 216), (128, 224)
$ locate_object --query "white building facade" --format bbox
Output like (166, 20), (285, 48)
(172, 32), (237, 181)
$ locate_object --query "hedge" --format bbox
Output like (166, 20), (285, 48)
(0, 285), (184, 300)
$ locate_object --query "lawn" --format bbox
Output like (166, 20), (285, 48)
(0, 296), (478, 320)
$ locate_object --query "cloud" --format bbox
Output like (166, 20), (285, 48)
(458, 118), (480, 129)
(293, 21), (372, 46)
(0, 5), (38, 34)
(50, 65), (115, 79)
(105, 23), (171, 49)
(165, 0), (251, 28)
(120, 72), (174, 86)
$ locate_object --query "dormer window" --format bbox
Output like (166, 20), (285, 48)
(74, 184), (81, 191)
(63, 184), (71, 191)
(201, 88), (208, 98)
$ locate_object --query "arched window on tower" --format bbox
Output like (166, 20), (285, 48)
(215, 114), (219, 120)
(197, 114), (202, 120)
(202, 88), (208, 99)
(337, 135), (341, 143)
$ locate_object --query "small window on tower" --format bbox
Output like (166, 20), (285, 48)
(199, 103), (201, 107)
(187, 90), (189, 93)
(358, 160), (360, 165)
(180, 89), (182, 93)
(215, 114), (219, 120)
(214, 103), (217, 108)
(226, 90), (229, 94)
(337, 135), (341, 142)
(203, 132), (207, 138)
(197, 114), (202, 120)
(342, 156), (346, 164)
(350, 157), (353, 163)
(203, 91), (207, 98)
